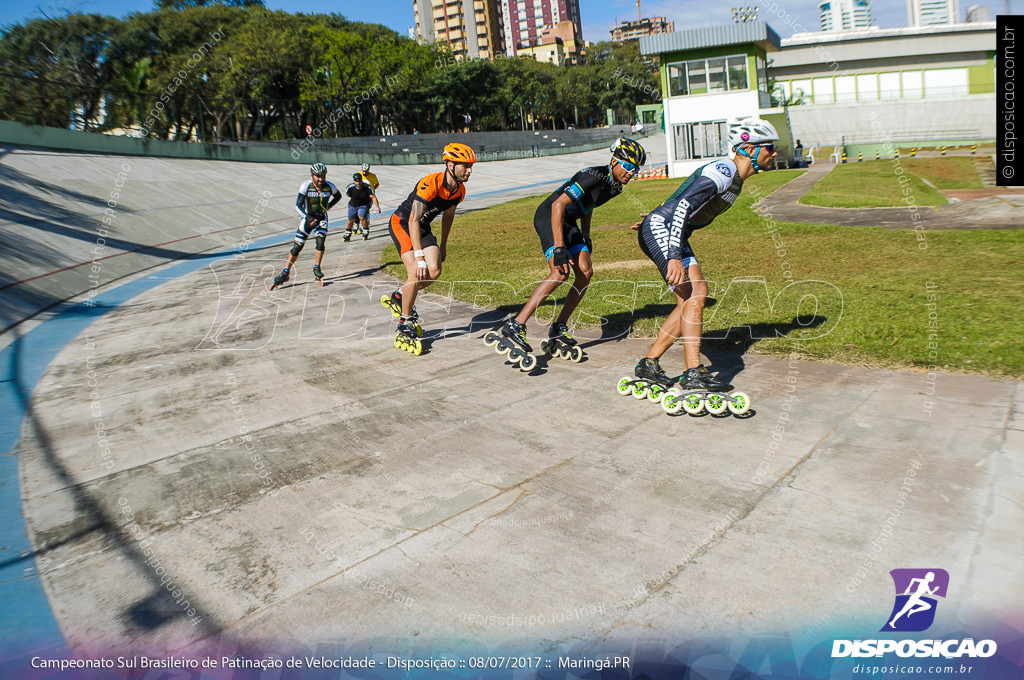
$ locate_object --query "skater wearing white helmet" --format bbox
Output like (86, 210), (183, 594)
(359, 163), (380, 191)
(622, 118), (779, 412)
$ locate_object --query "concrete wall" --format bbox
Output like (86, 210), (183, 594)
(0, 120), (629, 166)
(786, 94), (996, 146)
(774, 23), (995, 72)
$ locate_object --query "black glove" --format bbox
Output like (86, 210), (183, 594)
(551, 246), (569, 267)
(584, 236), (593, 254)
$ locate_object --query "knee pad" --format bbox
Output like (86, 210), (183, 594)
(315, 235), (326, 252)
(290, 242), (304, 257)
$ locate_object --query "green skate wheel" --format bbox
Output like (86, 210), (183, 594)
(682, 394), (705, 415)
(705, 393), (729, 415)
(631, 381), (649, 400)
(727, 391), (751, 416)
(616, 377), (633, 396)
(662, 392), (684, 415)
(414, 324), (423, 337)
(568, 346), (583, 363)
(483, 331), (500, 347)
(519, 353), (537, 371)
(647, 383), (666, 404)
(411, 339), (423, 356)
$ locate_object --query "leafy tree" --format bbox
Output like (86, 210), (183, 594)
(1, 7), (661, 137)
(0, 13), (119, 129)
(156, 0), (265, 10)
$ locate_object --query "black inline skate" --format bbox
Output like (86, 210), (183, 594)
(269, 268), (290, 291)
(540, 322), (584, 363)
(662, 365), (750, 417)
(482, 318), (537, 372)
(380, 290), (422, 336)
(312, 264), (324, 286)
(616, 360), (752, 416)
(394, 317), (423, 355)
(616, 357), (677, 404)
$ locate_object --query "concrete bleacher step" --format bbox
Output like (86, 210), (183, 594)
(975, 155), (998, 188)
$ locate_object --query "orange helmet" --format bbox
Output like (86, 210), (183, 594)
(442, 142), (476, 164)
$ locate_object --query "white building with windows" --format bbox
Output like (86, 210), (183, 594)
(908, 0), (960, 26)
(819, 0), (873, 31)
(640, 23), (782, 178)
(641, 21), (995, 178)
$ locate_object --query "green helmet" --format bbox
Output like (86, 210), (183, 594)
(610, 137), (647, 168)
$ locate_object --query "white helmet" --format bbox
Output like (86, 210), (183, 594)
(361, 163), (370, 172)
(729, 118), (779, 148)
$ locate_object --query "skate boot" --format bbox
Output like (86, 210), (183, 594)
(312, 264), (324, 286)
(362, 226), (369, 240)
(482, 318), (537, 372)
(380, 289), (422, 335)
(540, 321), (584, 363)
(679, 365), (733, 392)
(343, 230), (353, 242)
(394, 316), (423, 355)
(616, 357), (676, 403)
(662, 365), (751, 417)
(269, 268), (290, 291)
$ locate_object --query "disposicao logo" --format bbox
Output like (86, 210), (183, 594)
(882, 568), (948, 632)
(831, 569), (997, 659)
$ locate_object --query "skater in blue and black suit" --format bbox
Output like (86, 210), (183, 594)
(271, 163), (342, 289)
(632, 118), (779, 391)
(496, 138), (647, 359)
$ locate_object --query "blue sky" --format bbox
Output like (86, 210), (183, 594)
(0, 0), (1009, 38)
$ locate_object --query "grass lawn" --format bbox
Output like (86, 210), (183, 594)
(383, 170), (1024, 378)
(801, 158), (982, 208)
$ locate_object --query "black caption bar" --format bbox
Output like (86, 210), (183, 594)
(998, 15), (1023, 186)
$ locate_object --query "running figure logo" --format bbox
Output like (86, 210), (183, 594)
(881, 568), (949, 632)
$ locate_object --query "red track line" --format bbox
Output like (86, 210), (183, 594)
(0, 216), (294, 294)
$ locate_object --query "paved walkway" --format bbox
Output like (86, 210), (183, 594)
(2, 140), (1021, 669)
(756, 159), (1024, 230)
